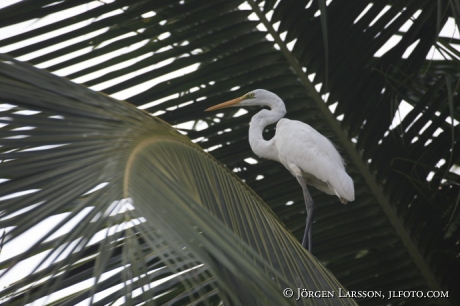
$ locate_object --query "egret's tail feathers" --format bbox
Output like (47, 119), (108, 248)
(331, 171), (355, 204)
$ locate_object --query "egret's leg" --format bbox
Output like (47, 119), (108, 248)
(296, 175), (314, 252)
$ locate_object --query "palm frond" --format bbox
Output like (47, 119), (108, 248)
(0, 54), (354, 305)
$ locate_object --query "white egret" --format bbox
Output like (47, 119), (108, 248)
(205, 89), (354, 252)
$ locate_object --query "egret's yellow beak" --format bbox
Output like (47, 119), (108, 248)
(205, 96), (244, 111)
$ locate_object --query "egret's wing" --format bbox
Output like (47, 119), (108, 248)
(275, 119), (354, 202)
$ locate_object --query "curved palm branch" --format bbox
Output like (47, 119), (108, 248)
(0, 55), (355, 305)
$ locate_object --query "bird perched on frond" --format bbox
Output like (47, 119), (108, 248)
(206, 89), (354, 252)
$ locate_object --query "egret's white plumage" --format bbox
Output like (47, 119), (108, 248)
(275, 119), (354, 203)
(206, 89), (354, 252)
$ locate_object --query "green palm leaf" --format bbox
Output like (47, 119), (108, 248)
(0, 55), (354, 305)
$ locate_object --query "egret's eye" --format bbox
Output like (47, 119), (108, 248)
(246, 93), (255, 99)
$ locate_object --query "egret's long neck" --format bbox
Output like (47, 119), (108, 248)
(248, 102), (286, 162)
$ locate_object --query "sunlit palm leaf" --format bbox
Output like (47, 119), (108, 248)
(0, 55), (355, 305)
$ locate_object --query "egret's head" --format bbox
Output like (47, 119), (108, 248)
(205, 89), (280, 111)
